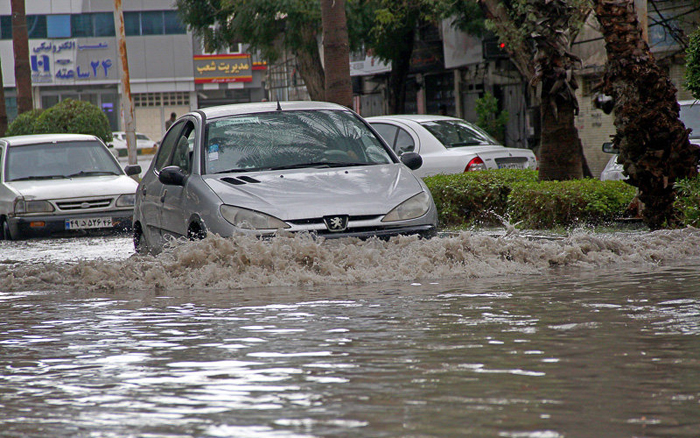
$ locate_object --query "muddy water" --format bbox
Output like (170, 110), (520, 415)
(1, 230), (699, 437)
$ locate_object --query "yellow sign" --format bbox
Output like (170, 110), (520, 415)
(193, 54), (252, 83)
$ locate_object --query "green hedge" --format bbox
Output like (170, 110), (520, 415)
(424, 170), (638, 229)
(675, 176), (700, 227)
(5, 99), (111, 144)
(424, 169), (538, 227)
(508, 178), (637, 228)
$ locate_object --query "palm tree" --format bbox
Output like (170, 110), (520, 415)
(0, 58), (8, 136)
(11, 0), (33, 114)
(593, 0), (699, 229)
(321, 0), (352, 107)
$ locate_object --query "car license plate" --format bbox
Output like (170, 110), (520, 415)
(65, 217), (113, 230)
(497, 162), (524, 169)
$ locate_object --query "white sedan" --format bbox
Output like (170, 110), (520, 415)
(0, 133), (141, 240)
(109, 131), (158, 158)
(367, 115), (538, 177)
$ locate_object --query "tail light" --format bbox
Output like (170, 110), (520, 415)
(464, 156), (487, 172)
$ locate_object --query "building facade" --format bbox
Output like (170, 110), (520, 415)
(0, 0), (266, 143)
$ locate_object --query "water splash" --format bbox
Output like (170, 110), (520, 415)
(1, 228), (699, 292)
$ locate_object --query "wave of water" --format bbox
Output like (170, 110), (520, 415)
(2, 228), (700, 292)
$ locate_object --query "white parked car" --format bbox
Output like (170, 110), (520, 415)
(109, 131), (158, 157)
(133, 101), (438, 254)
(366, 114), (538, 177)
(0, 134), (141, 240)
(600, 99), (700, 181)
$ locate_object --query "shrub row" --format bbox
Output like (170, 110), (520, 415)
(424, 170), (639, 229)
(675, 176), (700, 227)
(5, 99), (112, 144)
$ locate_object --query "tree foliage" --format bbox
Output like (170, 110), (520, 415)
(176, 0), (327, 100)
(475, 92), (508, 142)
(6, 100), (112, 143)
(685, 27), (700, 99)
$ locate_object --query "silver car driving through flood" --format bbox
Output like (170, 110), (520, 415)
(0, 133), (141, 240)
(133, 101), (438, 253)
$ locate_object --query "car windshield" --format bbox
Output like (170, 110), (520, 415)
(5, 140), (123, 182)
(680, 103), (700, 139)
(203, 110), (393, 174)
(421, 120), (499, 148)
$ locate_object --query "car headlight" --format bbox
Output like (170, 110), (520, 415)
(116, 194), (136, 207)
(382, 192), (431, 222)
(14, 199), (55, 214)
(220, 205), (290, 230)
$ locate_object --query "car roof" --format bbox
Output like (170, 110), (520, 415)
(0, 133), (101, 146)
(365, 114), (460, 123)
(196, 101), (349, 120)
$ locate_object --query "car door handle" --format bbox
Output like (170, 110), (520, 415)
(160, 189), (167, 203)
(141, 186), (147, 196)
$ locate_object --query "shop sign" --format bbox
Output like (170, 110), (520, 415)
(30, 39), (116, 84)
(350, 55), (391, 77)
(410, 42), (444, 73)
(194, 54), (253, 83)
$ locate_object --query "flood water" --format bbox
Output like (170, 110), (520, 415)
(1, 229), (700, 437)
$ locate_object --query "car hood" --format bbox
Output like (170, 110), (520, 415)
(5, 175), (139, 200)
(203, 164), (426, 219)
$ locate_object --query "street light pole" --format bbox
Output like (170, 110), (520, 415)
(113, 0), (137, 167)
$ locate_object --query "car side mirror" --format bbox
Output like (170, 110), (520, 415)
(124, 164), (142, 176)
(400, 152), (423, 170)
(159, 166), (188, 186)
(602, 142), (619, 154)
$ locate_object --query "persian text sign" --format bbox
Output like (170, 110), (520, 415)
(194, 54), (253, 84)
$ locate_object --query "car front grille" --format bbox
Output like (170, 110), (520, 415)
(287, 215), (381, 226)
(56, 198), (113, 211)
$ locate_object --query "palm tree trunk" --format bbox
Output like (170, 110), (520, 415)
(321, 0), (352, 108)
(11, 0), (33, 114)
(0, 58), (7, 136)
(594, 0), (699, 229)
(294, 27), (325, 102)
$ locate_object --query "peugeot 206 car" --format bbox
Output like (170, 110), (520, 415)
(132, 101), (438, 254)
(0, 133), (141, 240)
(366, 114), (538, 177)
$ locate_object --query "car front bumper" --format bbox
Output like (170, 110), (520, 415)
(7, 210), (134, 239)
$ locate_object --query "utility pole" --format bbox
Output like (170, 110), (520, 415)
(113, 0), (137, 166)
(634, 0), (649, 42)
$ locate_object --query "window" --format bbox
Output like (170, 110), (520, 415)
(71, 14), (92, 37)
(371, 123), (398, 147)
(164, 10), (186, 34)
(47, 15), (70, 38)
(141, 11), (164, 35)
(124, 12), (141, 36)
(171, 123), (195, 173)
(134, 92), (189, 108)
(27, 15), (47, 39)
(155, 121), (185, 171)
(0, 16), (11, 39)
(93, 13), (115, 37)
(395, 128), (415, 154)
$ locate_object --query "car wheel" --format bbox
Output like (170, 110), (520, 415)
(1, 218), (14, 241)
(133, 222), (148, 254)
(188, 222), (206, 241)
